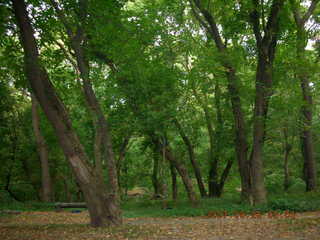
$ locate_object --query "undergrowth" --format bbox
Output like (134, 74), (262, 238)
(1, 191), (319, 218)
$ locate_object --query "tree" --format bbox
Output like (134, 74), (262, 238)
(290, 0), (319, 191)
(11, 0), (121, 227)
(31, 94), (53, 202)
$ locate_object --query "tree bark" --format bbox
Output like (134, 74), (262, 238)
(31, 94), (53, 202)
(249, 0), (285, 204)
(12, 0), (121, 227)
(173, 118), (207, 197)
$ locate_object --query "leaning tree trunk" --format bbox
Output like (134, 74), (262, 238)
(31, 95), (53, 202)
(152, 136), (198, 206)
(12, 0), (121, 227)
(50, 0), (120, 206)
(173, 118), (207, 197)
(164, 146), (198, 206)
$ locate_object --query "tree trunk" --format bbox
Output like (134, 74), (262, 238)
(173, 118), (207, 197)
(190, 1), (251, 202)
(208, 81), (233, 198)
(226, 68), (251, 203)
(297, 29), (317, 191)
(170, 162), (178, 200)
(152, 136), (198, 206)
(12, 0), (121, 227)
(289, 0), (318, 192)
(50, 0), (121, 203)
(249, 55), (271, 204)
(249, 0), (285, 204)
(116, 136), (130, 192)
(152, 146), (161, 197)
(164, 144), (198, 206)
(31, 94), (53, 202)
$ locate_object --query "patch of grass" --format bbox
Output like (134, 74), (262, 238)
(122, 191), (320, 218)
(0, 201), (55, 212)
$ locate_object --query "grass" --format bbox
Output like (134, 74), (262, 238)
(1, 191), (319, 218)
(121, 191), (320, 218)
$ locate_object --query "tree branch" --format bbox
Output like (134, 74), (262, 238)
(250, 0), (262, 47)
(191, 0), (225, 51)
(302, 0), (319, 25)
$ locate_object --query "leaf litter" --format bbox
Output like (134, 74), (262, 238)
(0, 211), (319, 239)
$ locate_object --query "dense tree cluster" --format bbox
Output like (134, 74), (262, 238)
(0, 0), (319, 227)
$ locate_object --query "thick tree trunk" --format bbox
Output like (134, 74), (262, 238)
(173, 119), (207, 197)
(249, 0), (285, 204)
(31, 95), (53, 202)
(50, 0), (120, 202)
(250, 56), (271, 204)
(12, 0), (121, 227)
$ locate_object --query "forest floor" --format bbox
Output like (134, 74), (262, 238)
(0, 210), (319, 240)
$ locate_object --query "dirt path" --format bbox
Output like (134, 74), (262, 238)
(0, 211), (319, 240)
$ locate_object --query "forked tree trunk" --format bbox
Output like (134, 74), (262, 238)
(152, 136), (198, 206)
(12, 0), (121, 227)
(50, 0), (120, 205)
(249, 0), (285, 204)
(31, 95), (53, 202)
(190, 0), (251, 202)
(173, 118), (207, 197)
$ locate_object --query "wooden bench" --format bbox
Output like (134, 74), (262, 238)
(54, 202), (87, 211)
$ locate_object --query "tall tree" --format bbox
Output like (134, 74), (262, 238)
(290, 0), (318, 191)
(11, 0), (121, 227)
(190, 0), (251, 202)
(248, 0), (286, 204)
